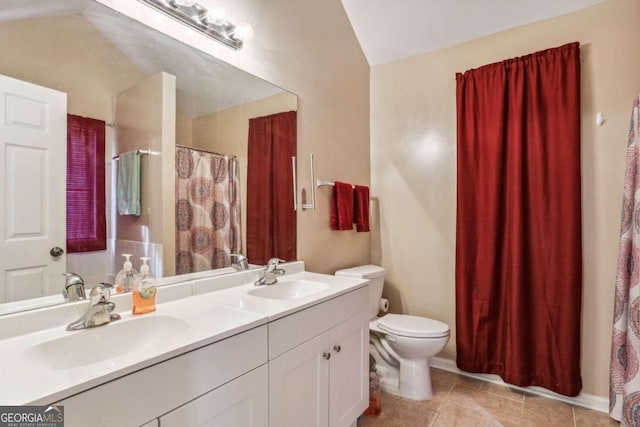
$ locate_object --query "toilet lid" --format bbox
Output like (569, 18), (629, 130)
(377, 314), (449, 338)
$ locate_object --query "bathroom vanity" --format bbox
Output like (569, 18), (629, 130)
(57, 325), (269, 426)
(0, 263), (369, 427)
(268, 284), (368, 427)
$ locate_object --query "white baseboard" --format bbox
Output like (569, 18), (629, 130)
(430, 356), (609, 414)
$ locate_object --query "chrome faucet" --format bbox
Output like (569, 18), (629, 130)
(66, 283), (121, 331)
(254, 258), (286, 286)
(230, 253), (249, 271)
(62, 273), (86, 302)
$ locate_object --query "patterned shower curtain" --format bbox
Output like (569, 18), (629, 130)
(175, 147), (241, 274)
(611, 97), (640, 425)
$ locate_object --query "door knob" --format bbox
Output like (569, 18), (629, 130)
(322, 352), (331, 360)
(50, 247), (65, 258)
(333, 345), (341, 353)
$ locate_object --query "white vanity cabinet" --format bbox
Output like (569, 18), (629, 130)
(55, 326), (268, 427)
(49, 280), (369, 427)
(268, 286), (369, 427)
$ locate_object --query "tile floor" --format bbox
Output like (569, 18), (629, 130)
(358, 368), (618, 426)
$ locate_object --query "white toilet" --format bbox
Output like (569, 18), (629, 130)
(335, 265), (449, 401)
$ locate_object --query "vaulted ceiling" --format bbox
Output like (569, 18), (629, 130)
(340, 0), (606, 66)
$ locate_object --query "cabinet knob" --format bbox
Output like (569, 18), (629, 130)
(322, 352), (331, 360)
(333, 345), (341, 353)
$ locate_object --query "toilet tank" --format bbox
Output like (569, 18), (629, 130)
(335, 265), (385, 319)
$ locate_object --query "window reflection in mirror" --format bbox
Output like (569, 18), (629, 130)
(0, 0), (297, 315)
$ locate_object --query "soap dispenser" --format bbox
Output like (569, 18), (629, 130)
(115, 254), (138, 293)
(132, 257), (157, 315)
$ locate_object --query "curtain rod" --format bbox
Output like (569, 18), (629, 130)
(176, 144), (234, 159)
(112, 147), (235, 161)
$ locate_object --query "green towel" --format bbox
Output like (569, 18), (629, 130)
(117, 150), (141, 216)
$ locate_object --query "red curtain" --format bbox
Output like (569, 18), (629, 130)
(455, 43), (582, 396)
(246, 111), (297, 264)
(66, 114), (106, 253)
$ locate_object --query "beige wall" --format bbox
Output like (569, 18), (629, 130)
(0, 15), (145, 121)
(161, 76), (177, 277)
(115, 72), (177, 278)
(98, 0), (372, 275)
(371, 0), (640, 397)
(191, 92), (297, 252)
(176, 110), (193, 147)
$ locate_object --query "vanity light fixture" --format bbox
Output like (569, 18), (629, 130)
(138, 0), (253, 50)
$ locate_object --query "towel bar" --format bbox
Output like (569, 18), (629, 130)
(317, 180), (356, 189)
(112, 149), (152, 160)
(292, 156), (298, 211)
(301, 154), (315, 210)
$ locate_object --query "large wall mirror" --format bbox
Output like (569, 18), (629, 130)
(0, 0), (298, 315)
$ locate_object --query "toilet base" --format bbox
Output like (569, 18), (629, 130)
(376, 360), (434, 401)
(370, 339), (435, 401)
(398, 359), (433, 400)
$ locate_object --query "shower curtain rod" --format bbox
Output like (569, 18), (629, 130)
(176, 144), (235, 158)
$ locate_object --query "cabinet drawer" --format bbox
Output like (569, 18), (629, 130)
(268, 286), (368, 359)
(56, 325), (267, 427)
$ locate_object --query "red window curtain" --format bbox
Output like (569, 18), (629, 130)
(246, 111), (297, 265)
(455, 43), (582, 396)
(66, 114), (106, 253)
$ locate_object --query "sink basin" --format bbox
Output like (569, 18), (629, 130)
(23, 315), (190, 369)
(248, 279), (329, 300)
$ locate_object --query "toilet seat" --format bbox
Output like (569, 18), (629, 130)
(377, 314), (449, 338)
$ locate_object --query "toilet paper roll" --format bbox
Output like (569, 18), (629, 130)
(379, 298), (389, 313)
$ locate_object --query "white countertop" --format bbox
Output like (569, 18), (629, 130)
(199, 271), (369, 321)
(0, 267), (367, 405)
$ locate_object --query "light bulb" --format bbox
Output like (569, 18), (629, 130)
(203, 7), (227, 26)
(173, 0), (196, 7)
(232, 22), (253, 42)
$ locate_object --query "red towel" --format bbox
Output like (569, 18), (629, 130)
(353, 185), (370, 232)
(331, 181), (354, 230)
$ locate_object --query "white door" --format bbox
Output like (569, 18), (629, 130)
(0, 73), (67, 303)
(329, 312), (369, 427)
(269, 332), (330, 427)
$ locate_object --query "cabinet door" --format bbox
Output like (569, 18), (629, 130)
(160, 364), (268, 427)
(329, 312), (368, 427)
(269, 332), (330, 427)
